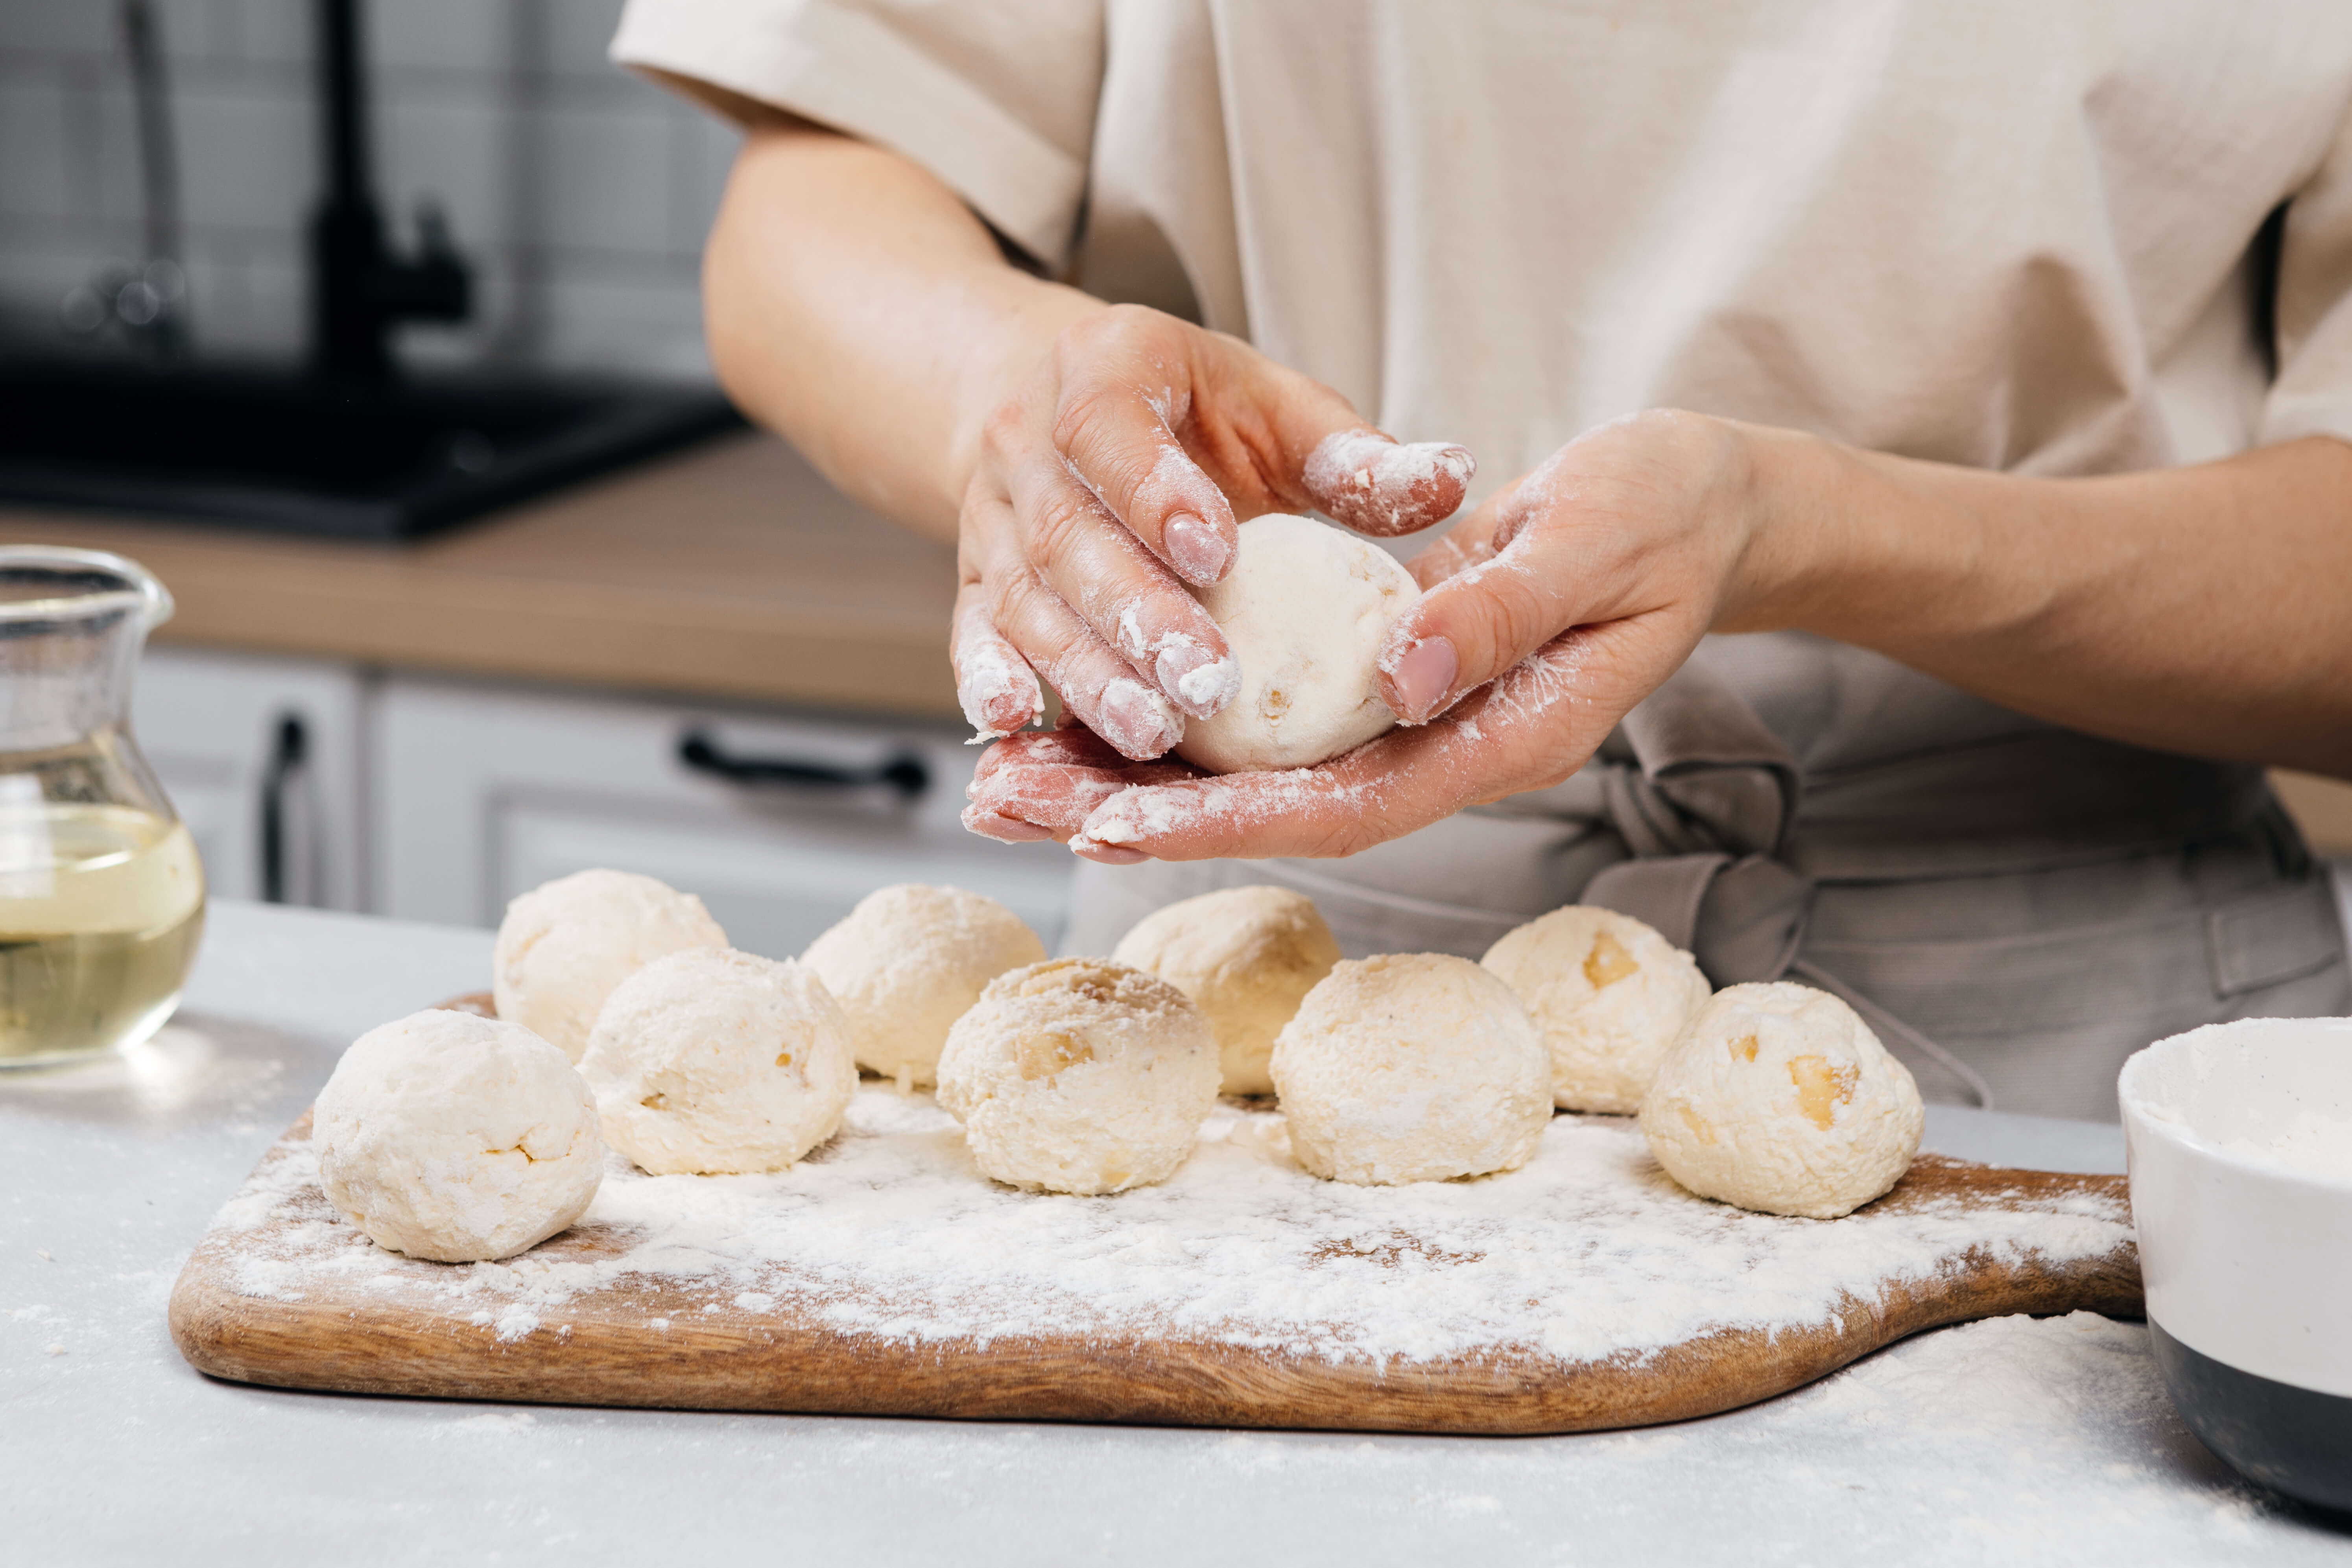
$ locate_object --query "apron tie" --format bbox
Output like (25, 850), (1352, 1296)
(1575, 663), (1996, 1107)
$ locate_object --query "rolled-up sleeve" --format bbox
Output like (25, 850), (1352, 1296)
(2262, 103), (2352, 445)
(611, 0), (1105, 270)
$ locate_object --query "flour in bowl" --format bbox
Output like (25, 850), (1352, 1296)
(2213, 1111), (2352, 1182)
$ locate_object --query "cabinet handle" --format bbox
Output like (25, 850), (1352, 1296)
(677, 730), (929, 801)
(260, 713), (307, 904)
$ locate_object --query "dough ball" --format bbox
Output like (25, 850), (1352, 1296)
(935, 958), (1219, 1194)
(801, 884), (1047, 1087)
(493, 869), (728, 1061)
(580, 947), (856, 1175)
(1481, 905), (1712, 1114)
(1638, 981), (1924, 1219)
(1270, 954), (1553, 1185)
(314, 1009), (603, 1263)
(1175, 513), (1420, 773)
(1112, 885), (1342, 1096)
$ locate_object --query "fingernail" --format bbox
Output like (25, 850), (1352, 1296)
(1432, 443), (1476, 487)
(1164, 513), (1231, 585)
(957, 650), (1040, 737)
(1098, 678), (1185, 759)
(1071, 840), (1148, 865)
(1388, 635), (1458, 723)
(1156, 642), (1241, 719)
(991, 694), (1040, 734)
(963, 809), (1054, 843)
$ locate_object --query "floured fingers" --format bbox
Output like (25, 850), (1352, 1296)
(1066, 635), (1619, 861)
(950, 588), (1044, 740)
(1047, 307), (1242, 587)
(1304, 429), (1476, 538)
(1011, 455), (1239, 721)
(962, 729), (1197, 848)
(971, 533), (1185, 763)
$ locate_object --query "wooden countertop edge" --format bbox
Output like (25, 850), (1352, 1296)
(33, 520), (966, 719)
(7, 431), (972, 719)
(145, 558), (963, 718)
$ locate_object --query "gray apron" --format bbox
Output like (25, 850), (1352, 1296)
(1064, 635), (2350, 1120)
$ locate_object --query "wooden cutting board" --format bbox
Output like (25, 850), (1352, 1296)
(170, 998), (2140, 1435)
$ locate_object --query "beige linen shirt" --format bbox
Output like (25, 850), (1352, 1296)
(617, 0), (2352, 480)
(615, 1), (2352, 1115)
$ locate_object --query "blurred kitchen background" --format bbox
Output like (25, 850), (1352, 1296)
(0, 0), (721, 373)
(0, 0), (1072, 957)
(0, 0), (2344, 959)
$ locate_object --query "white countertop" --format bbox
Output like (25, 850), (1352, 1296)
(4, 901), (2346, 1564)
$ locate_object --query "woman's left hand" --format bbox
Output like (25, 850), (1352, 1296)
(966, 410), (1795, 861)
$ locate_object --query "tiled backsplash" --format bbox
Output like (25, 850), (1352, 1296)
(0, 0), (737, 376)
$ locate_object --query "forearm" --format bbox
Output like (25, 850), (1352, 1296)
(1742, 431), (2352, 776)
(702, 114), (1102, 539)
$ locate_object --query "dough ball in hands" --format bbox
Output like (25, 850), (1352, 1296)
(801, 884), (1047, 1088)
(313, 1009), (603, 1264)
(1481, 906), (1712, 1114)
(1174, 513), (1420, 773)
(581, 948), (856, 1175)
(1112, 885), (1342, 1096)
(1639, 982), (1924, 1219)
(935, 959), (1219, 1195)
(492, 869), (728, 1061)
(1271, 954), (1553, 1185)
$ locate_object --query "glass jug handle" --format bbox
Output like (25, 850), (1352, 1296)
(137, 568), (173, 633)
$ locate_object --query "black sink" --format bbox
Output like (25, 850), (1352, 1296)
(0, 356), (743, 540)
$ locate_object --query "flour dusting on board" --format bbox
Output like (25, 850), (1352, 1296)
(205, 1089), (2127, 1363)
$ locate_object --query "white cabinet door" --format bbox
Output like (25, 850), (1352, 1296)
(372, 679), (1073, 957)
(133, 649), (366, 909)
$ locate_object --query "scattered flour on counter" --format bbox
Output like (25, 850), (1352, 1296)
(199, 1087), (2129, 1364)
(1551, 1311), (2278, 1553)
(435, 1411), (537, 1437)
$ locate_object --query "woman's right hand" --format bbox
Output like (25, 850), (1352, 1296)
(948, 304), (1474, 796)
(703, 123), (1468, 795)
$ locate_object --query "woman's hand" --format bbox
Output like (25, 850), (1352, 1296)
(948, 304), (1473, 760)
(710, 118), (2352, 797)
(703, 118), (1470, 765)
(967, 410), (1781, 860)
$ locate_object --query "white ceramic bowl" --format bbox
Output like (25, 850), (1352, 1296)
(2119, 1016), (2352, 1511)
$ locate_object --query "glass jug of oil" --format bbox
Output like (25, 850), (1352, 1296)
(1, 547), (203, 1066)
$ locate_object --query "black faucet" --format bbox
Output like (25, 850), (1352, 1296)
(308, 0), (471, 380)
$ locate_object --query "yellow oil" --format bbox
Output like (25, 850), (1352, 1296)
(0, 803), (205, 1064)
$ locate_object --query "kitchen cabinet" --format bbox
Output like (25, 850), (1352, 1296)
(127, 649), (2341, 970)
(129, 650), (1074, 955)
(370, 677), (1072, 958)
(134, 647), (367, 910)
